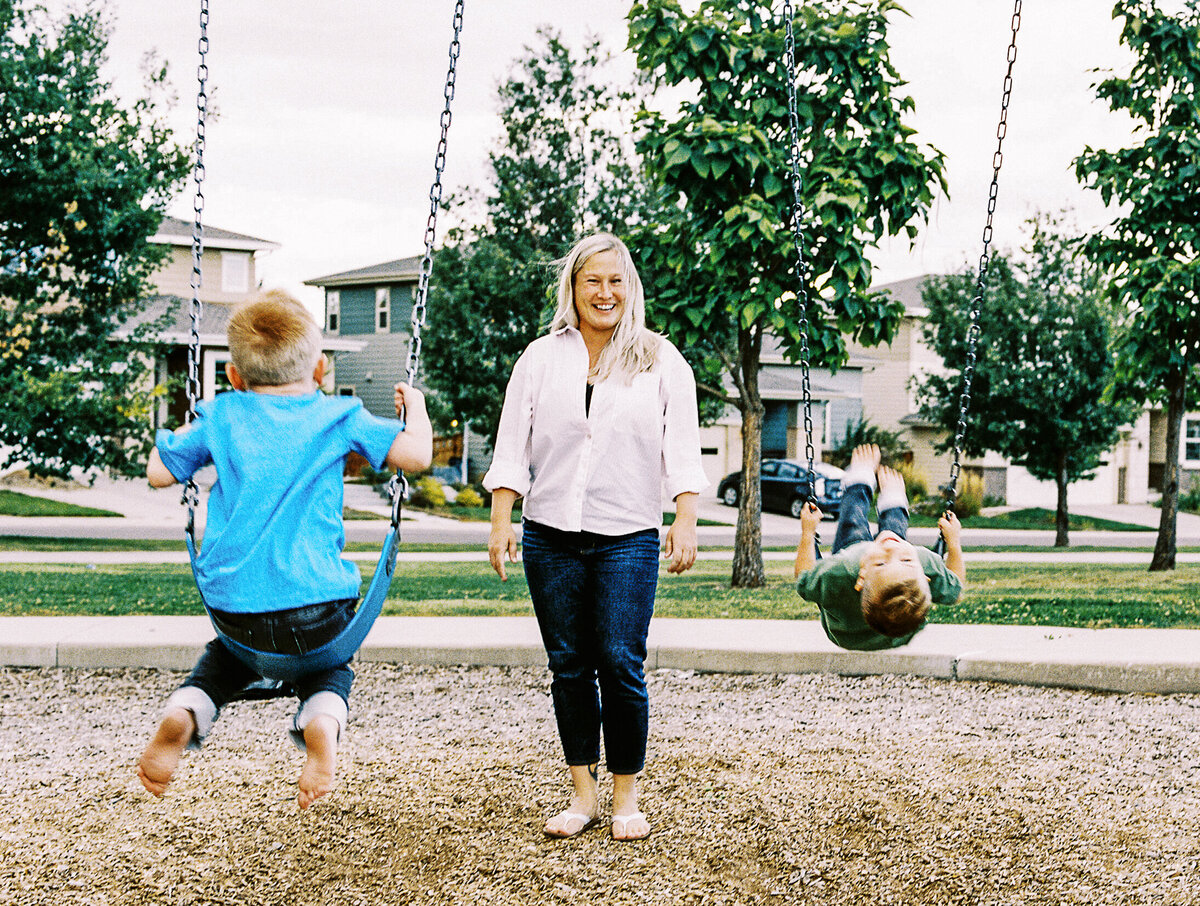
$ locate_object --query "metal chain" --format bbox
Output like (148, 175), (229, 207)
(942, 0), (1022, 512)
(407, 0), (464, 387)
(183, 0), (210, 528)
(780, 0), (816, 501)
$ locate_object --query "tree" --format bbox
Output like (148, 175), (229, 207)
(423, 30), (663, 443)
(914, 212), (1136, 547)
(629, 0), (946, 586)
(1074, 0), (1200, 570)
(0, 0), (189, 478)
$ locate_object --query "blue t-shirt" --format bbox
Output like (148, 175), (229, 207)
(156, 391), (402, 613)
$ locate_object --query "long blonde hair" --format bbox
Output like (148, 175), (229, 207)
(550, 233), (660, 384)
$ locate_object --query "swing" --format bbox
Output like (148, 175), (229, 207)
(777, 0), (1022, 557)
(177, 0), (465, 683)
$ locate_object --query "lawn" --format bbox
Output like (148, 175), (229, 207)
(2, 560), (1197, 629)
(0, 490), (122, 518)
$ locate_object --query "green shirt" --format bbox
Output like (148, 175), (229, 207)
(796, 541), (963, 651)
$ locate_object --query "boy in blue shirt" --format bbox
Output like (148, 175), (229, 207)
(794, 444), (965, 650)
(137, 290), (432, 809)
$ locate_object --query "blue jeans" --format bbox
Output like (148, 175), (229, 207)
(520, 521), (660, 775)
(181, 599), (356, 711)
(831, 482), (910, 554)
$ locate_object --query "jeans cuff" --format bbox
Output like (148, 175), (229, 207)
(877, 487), (910, 514)
(842, 466), (877, 490)
(166, 686), (217, 749)
(290, 691), (349, 752)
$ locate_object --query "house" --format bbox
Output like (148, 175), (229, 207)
(303, 257), (492, 479)
(700, 274), (1155, 507)
(125, 216), (362, 428)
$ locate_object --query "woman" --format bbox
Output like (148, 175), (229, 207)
(484, 232), (707, 841)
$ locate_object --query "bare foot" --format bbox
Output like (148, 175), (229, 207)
(850, 443), (882, 472)
(297, 715), (339, 810)
(137, 707), (195, 797)
(611, 810), (651, 841)
(878, 465), (904, 494)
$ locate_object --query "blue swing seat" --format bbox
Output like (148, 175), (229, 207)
(185, 476), (405, 683)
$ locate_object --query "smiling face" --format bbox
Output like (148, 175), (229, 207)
(854, 531), (930, 597)
(572, 249), (627, 343)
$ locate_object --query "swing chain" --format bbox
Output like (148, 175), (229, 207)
(942, 0), (1022, 512)
(781, 0), (817, 500)
(183, 0), (211, 525)
(408, 0), (465, 387)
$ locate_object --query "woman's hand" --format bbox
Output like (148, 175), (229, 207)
(488, 523), (520, 581)
(663, 492), (699, 575)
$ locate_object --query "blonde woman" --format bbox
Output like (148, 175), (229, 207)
(485, 233), (707, 841)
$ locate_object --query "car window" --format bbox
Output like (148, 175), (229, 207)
(761, 461), (779, 477)
(777, 464), (799, 480)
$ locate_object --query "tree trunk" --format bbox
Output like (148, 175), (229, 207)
(732, 333), (766, 588)
(1054, 453), (1070, 548)
(1151, 362), (1185, 571)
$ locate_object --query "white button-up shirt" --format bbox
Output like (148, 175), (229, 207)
(483, 327), (708, 535)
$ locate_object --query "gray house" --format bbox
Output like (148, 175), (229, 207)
(303, 258), (421, 417)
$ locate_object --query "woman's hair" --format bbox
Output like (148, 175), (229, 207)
(549, 232), (660, 383)
(861, 577), (932, 638)
(226, 289), (322, 387)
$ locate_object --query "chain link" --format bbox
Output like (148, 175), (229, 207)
(183, 0), (210, 527)
(408, 0), (465, 387)
(943, 0), (1022, 513)
(780, 0), (816, 500)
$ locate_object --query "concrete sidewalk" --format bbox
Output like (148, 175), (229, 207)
(3, 615), (1199, 696)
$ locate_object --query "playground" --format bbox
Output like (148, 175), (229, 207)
(0, 662), (1196, 905)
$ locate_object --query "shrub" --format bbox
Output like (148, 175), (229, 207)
(955, 471), (984, 519)
(828, 417), (908, 469)
(410, 476), (447, 508)
(896, 461), (929, 502)
(454, 486), (484, 508)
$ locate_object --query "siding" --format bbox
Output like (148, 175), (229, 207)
(330, 331), (414, 419)
(336, 285), (416, 336)
(154, 248), (257, 304)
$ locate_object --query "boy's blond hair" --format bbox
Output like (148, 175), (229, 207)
(861, 578), (931, 638)
(227, 290), (322, 387)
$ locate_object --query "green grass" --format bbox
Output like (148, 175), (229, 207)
(407, 504), (726, 526)
(0, 490), (122, 518)
(908, 507), (1152, 532)
(2, 560), (1197, 629)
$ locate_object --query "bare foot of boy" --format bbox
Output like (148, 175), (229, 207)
(851, 443), (881, 471)
(137, 707), (195, 797)
(297, 715), (339, 810)
(878, 465), (904, 493)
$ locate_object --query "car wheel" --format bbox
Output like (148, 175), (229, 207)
(722, 485), (739, 507)
(789, 497), (806, 519)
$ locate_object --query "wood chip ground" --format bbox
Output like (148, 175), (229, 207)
(0, 664), (1196, 905)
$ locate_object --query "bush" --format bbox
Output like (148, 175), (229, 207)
(828, 418), (908, 469)
(896, 461), (929, 502)
(955, 471), (984, 519)
(454, 486), (484, 508)
(410, 476), (447, 508)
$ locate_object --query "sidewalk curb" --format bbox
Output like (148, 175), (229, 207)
(4, 616), (1199, 696)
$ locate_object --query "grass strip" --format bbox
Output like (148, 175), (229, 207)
(2, 561), (1197, 629)
(0, 490), (122, 518)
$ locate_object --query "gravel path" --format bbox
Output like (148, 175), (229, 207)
(0, 664), (1197, 905)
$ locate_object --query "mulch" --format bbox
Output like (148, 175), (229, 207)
(0, 663), (1197, 905)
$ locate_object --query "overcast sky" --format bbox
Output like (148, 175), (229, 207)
(90, 0), (1139, 315)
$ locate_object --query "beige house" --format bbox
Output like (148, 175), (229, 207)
(698, 274), (1156, 507)
(125, 216), (361, 428)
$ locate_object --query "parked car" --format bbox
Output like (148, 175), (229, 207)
(717, 459), (845, 519)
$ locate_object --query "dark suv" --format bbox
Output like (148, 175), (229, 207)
(717, 459), (845, 519)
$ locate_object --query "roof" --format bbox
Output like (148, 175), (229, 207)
(304, 256), (424, 288)
(872, 274), (934, 314)
(115, 295), (364, 352)
(151, 216), (279, 252)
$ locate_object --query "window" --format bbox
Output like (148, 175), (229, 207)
(777, 464), (800, 480)
(761, 461), (779, 477)
(326, 291), (340, 333)
(376, 288), (390, 332)
(221, 252), (250, 293)
(1185, 417), (1200, 464)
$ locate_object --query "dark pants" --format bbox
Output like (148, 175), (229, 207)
(520, 520), (659, 775)
(182, 599), (357, 711)
(831, 482), (910, 555)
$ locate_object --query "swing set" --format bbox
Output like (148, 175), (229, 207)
(176, 0), (1021, 677)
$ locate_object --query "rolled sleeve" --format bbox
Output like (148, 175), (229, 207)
(154, 415), (212, 484)
(482, 351), (534, 496)
(660, 347), (708, 500)
(344, 402), (405, 470)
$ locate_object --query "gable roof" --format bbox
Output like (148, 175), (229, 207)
(303, 256), (424, 288)
(151, 216), (279, 252)
(872, 274), (933, 314)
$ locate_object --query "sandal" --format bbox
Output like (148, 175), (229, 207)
(544, 810), (599, 838)
(611, 811), (651, 841)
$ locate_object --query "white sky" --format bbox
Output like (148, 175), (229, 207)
(84, 0), (1138, 315)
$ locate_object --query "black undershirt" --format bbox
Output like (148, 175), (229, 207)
(585, 382), (594, 417)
